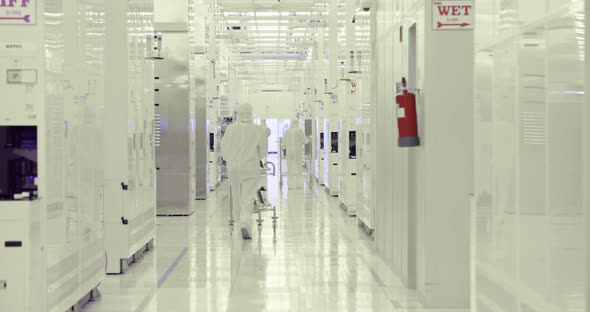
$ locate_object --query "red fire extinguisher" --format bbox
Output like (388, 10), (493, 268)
(396, 77), (420, 147)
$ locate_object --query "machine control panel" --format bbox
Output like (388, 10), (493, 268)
(349, 131), (356, 159)
(331, 132), (338, 153)
(0, 126), (38, 200)
(147, 33), (163, 59)
(7, 69), (37, 84)
(209, 133), (214, 152)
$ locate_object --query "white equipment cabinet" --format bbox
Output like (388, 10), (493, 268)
(209, 99), (222, 190)
(326, 118), (340, 197)
(322, 119), (330, 191)
(207, 55), (221, 191)
(322, 93), (337, 193)
(103, 0), (156, 274)
(316, 119), (326, 185)
(315, 99), (326, 185)
(339, 119), (358, 216)
(338, 79), (360, 216)
(356, 97), (374, 233)
(154, 0), (209, 214)
(0, 0), (107, 311)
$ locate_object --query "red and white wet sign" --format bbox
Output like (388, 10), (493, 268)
(0, 0), (36, 25)
(432, 0), (473, 30)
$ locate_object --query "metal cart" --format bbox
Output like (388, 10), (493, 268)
(228, 161), (278, 236)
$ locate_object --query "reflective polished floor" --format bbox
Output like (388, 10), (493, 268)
(83, 171), (467, 312)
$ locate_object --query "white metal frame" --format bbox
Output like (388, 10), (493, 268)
(229, 161), (278, 238)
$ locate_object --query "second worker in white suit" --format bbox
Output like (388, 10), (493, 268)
(221, 104), (268, 239)
(283, 119), (310, 189)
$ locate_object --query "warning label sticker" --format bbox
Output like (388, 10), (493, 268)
(432, 0), (473, 30)
(0, 0), (36, 25)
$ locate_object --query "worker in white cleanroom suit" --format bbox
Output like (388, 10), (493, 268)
(259, 119), (271, 157)
(283, 119), (310, 189)
(221, 104), (268, 239)
(260, 119), (272, 189)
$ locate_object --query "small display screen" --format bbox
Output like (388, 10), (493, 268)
(331, 132), (338, 153)
(349, 131), (357, 159)
(319, 133), (324, 150)
(209, 133), (215, 152)
(7, 69), (37, 84)
(0, 126), (38, 200)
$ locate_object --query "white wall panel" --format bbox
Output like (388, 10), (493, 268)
(475, 1), (586, 310)
(154, 0), (189, 30)
(0, 0), (111, 310)
(373, 0), (472, 307)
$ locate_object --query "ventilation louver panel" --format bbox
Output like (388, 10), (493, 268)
(521, 111), (547, 145)
(154, 113), (161, 147)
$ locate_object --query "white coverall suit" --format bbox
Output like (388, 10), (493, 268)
(283, 120), (309, 189)
(221, 105), (268, 238)
(260, 120), (272, 189)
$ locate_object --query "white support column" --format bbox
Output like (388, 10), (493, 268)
(318, 26), (326, 94)
(207, 6), (219, 91)
(585, 0), (590, 309)
(346, 0), (356, 70)
(316, 26), (327, 182)
(417, 2), (474, 308)
(192, 0), (210, 199)
(103, 0), (134, 274)
(326, 0), (341, 195)
(328, 0), (339, 89)
(205, 5), (220, 191)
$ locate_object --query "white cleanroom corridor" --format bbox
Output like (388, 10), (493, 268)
(0, 0), (589, 311)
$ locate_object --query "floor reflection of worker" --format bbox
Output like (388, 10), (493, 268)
(221, 104), (268, 239)
(283, 118), (310, 189)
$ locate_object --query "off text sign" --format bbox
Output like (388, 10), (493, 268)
(432, 0), (473, 30)
(0, 0), (36, 25)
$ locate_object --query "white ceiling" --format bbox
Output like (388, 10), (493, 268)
(208, 0), (330, 87)
(206, 0), (372, 91)
(212, 0), (317, 8)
